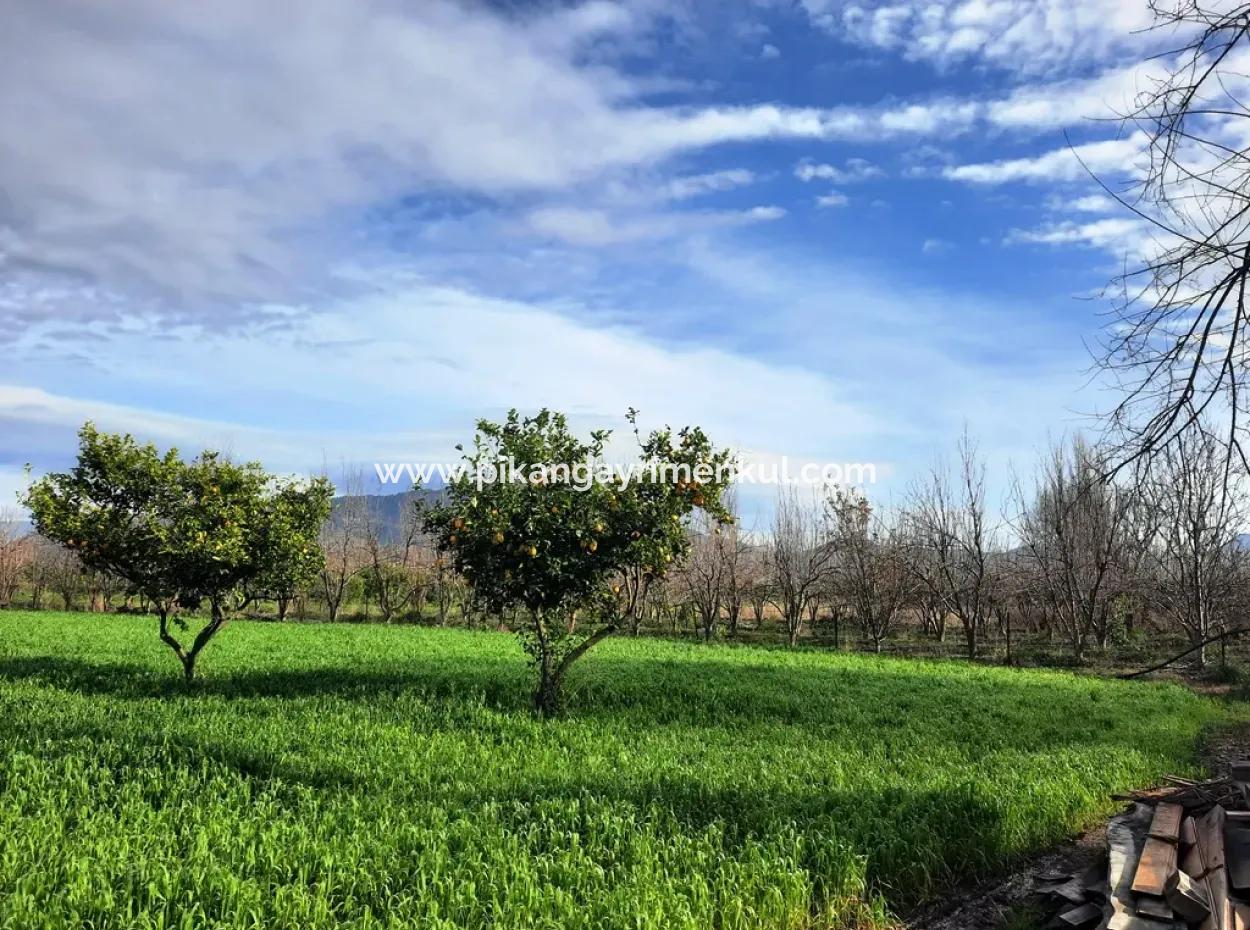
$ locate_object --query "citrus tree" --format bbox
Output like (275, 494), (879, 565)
(24, 423), (332, 681)
(426, 409), (734, 716)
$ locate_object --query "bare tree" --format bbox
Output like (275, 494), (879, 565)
(48, 544), (85, 610)
(1013, 437), (1138, 660)
(768, 487), (835, 647)
(1139, 428), (1247, 667)
(907, 435), (998, 660)
(0, 510), (30, 608)
(826, 488), (914, 653)
(915, 586), (948, 642)
(717, 492), (751, 639)
(428, 555), (465, 626)
(1100, 4), (1250, 471)
(24, 535), (58, 609)
(362, 490), (428, 623)
(677, 509), (726, 642)
(86, 569), (123, 612)
(744, 550), (772, 632)
(319, 471), (367, 623)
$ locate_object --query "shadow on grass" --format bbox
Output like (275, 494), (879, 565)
(0, 646), (1209, 911)
(0, 654), (528, 703)
(0, 645), (1208, 763)
(0, 679), (1015, 909)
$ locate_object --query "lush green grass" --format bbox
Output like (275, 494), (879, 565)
(0, 611), (1235, 930)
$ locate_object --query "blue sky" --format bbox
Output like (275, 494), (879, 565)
(0, 0), (1180, 522)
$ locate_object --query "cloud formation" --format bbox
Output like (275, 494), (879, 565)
(800, 0), (1158, 75)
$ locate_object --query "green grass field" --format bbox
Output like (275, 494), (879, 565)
(0, 612), (1236, 930)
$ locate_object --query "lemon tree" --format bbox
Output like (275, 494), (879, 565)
(426, 408), (734, 715)
(24, 423), (331, 681)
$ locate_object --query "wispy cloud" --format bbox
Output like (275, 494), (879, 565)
(798, 0), (1160, 75)
(815, 191), (850, 208)
(525, 204), (785, 246)
(663, 169), (759, 200)
(795, 158), (884, 184)
(943, 134), (1148, 184)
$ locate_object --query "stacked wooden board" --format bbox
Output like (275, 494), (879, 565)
(1036, 767), (1250, 930)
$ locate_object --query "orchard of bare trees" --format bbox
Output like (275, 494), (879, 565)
(668, 427), (1250, 673)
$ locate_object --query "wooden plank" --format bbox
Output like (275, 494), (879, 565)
(1149, 803), (1185, 843)
(1199, 806), (1228, 874)
(1230, 901), (1250, 930)
(1038, 877), (1087, 905)
(1107, 913), (1183, 929)
(1184, 839), (1210, 880)
(1224, 815), (1250, 893)
(1107, 804), (1183, 930)
(1133, 837), (1179, 897)
(1200, 865), (1229, 930)
(1183, 816), (1199, 849)
(1050, 901), (1102, 928)
(1137, 895), (1172, 920)
(1165, 868), (1212, 923)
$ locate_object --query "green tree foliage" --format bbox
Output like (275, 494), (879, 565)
(426, 408), (734, 715)
(23, 423), (332, 680)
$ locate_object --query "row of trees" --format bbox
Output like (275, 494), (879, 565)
(18, 413), (735, 715)
(666, 430), (1248, 669)
(12, 415), (1250, 711)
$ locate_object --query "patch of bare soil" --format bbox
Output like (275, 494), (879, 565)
(904, 829), (1106, 930)
(903, 720), (1250, 930)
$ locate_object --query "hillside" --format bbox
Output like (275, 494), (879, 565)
(328, 488), (444, 544)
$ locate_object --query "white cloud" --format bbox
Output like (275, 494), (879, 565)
(879, 100), (980, 134)
(800, 0), (1160, 76)
(795, 158), (884, 183)
(0, 469), (30, 515)
(943, 134), (1148, 184)
(525, 204), (785, 246)
(986, 59), (1172, 129)
(6, 0), (1186, 334)
(19, 0), (1153, 331)
(1062, 194), (1120, 213)
(1, 0), (947, 323)
(816, 191), (850, 208)
(760, 43), (781, 60)
(663, 169), (758, 200)
(1005, 217), (1154, 256)
(922, 238), (953, 254)
(6, 278), (881, 485)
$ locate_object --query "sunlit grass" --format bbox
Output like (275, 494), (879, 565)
(0, 611), (1234, 929)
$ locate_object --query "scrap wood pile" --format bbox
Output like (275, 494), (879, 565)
(1035, 764), (1250, 929)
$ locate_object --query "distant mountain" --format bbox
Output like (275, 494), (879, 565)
(330, 488), (445, 545)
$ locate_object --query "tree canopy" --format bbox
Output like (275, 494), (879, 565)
(24, 423), (332, 680)
(425, 408), (734, 714)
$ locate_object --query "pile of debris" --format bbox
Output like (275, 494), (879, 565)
(1036, 763), (1250, 929)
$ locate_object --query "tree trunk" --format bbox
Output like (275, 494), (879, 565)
(531, 619), (618, 718)
(158, 602), (228, 684)
(533, 662), (562, 717)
